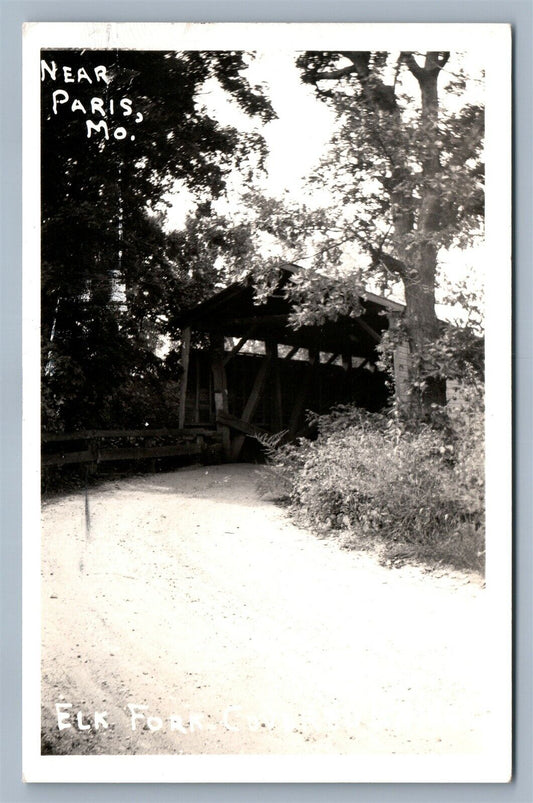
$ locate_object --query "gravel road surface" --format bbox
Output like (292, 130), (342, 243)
(41, 464), (489, 756)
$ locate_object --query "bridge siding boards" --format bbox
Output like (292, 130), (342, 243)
(177, 264), (403, 459)
(42, 266), (410, 472)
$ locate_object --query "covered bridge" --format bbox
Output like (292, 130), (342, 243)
(176, 263), (410, 461)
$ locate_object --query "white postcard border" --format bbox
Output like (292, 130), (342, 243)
(23, 21), (512, 784)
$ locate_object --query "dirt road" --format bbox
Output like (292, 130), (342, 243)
(41, 464), (489, 755)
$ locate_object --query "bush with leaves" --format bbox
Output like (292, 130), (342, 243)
(259, 396), (485, 574)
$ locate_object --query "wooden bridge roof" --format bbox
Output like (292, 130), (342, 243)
(178, 263), (404, 360)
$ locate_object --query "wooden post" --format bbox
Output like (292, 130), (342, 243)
(393, 341), (412, 407)
(266, 341), (283, 431)
(288, 349), (317, 439)
(195, 434), (205, 464)
(145, 436), (156, 473)
(194, 358), (200, 424)
(342, 353), (352, 373)
(231, 350), (272, 461)
(178, 327), (191, 430)
(88, 436), (100, 476)
(210, 333), (231, 458)
(387, 310), (411, 408)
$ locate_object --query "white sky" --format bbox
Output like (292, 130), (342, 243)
(162, 51), (336, 229)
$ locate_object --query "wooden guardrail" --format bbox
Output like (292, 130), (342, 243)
(41, 428), (223, 468)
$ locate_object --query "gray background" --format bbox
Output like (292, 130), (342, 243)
(1, 1), (531, 800)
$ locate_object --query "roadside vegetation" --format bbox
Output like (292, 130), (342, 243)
(257, 388), (485, 575)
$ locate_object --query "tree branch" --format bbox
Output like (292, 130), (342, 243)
(368, 245), (407, 278)
(304, 51), (398, 112)
(403, 51), (450, 80)
(339, 52), (370, 77)
(402, 52), (425, 81)
(312, 64), (359, 82)
(293, 234), (361, 263)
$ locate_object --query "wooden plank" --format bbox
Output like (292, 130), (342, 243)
(182, 428), (222, 439)
(42, 450), (93, 466)
(43, 437), (224, 467)
(194, 356), (200, 424)
(393, 341), (411, 405)
(99, 444), (202, 462)
(42, 431), (104, 442)
(178, 326), (191, 429)
(231, 351), (271, 461)
(223, 325), (257, 366)
(177, 282), (247, 328)
(266, 341), (283, 430)
(41, 429), (158, 442)
(219, 314), (287, 328)
(42, 427), (219, 443)
(210, 333), (231, 458)
(288, 349), (317, 438)
(216, 411), (267, 438)
(353, 316), (381, 343)
(240, 353), (271, 422)
(363, 291), (405, 312)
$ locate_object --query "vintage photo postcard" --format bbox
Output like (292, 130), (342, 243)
(23, 22), (512, 783)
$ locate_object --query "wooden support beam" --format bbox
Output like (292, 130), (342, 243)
(284, 345), (300, 360)
(231, 351), (271, 461)
(325, 352), (340, 366)
(178, 326), (191, 430)
(223, 325), (257, 366)
(194, 357), (200, 424)
(217, 411), (267, 438)
(353, 316), (381, 343)
(210, 333), (231, 458)
(240, 353), (271, 422)
(266, 341), (283, 431)
(288, 349), (317, 439)
(219, 314), (288, 328)
(353, 357), (370, 372)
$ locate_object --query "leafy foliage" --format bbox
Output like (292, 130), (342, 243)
(41, 50), (274, 431)
(247, 51), (486, 416)
(258, 395), (485, 574)
(163, 209), (257, 336)
(295, 51), (484, 254)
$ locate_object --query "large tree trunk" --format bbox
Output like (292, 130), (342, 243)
(304, 49), (451, 419)
(401, 52), (449, 416)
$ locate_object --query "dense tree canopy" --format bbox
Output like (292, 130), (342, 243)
(41, 49), (274, 429)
